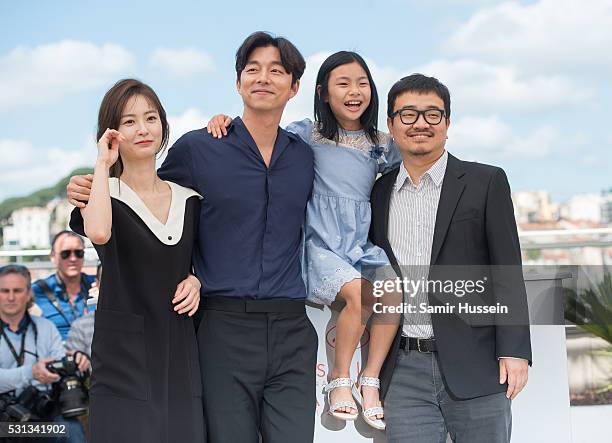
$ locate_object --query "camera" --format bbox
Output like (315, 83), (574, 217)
(0, 392), (30, 422)
(45, 353), (89, 418)
(0, 386), (55, 422)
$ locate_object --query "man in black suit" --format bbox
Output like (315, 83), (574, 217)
(369, 74), (532, 442)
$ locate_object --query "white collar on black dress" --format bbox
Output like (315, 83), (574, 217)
(108, 178), (201, 246)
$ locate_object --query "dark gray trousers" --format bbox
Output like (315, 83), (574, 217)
(385, 347), (512, 443)
(197, 299), (317, 443)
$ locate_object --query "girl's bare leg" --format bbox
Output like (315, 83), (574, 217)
(329, 278), (369, 414)
(360, 284), (402, 418)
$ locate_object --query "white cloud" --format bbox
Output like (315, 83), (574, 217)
(282, 52), (331, 126)
(505, 126), (557, 158)
(149, 48), (214, 78)
(449, 115), (511, 149)
(413, 59), (590, 112)
(366, 58), (406, 120)
(0, 40), (135, 111)
(155, 108), (210, 166)
(446, 0), (612, 71)
(449, 115), (558, 161)
(0, 139), (90, 200)
(168, 108), (210, 146)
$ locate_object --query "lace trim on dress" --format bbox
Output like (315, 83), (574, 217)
(310, 125), (393, 169)
(310, 124), (392, 156)
(311, 266), (361, 303)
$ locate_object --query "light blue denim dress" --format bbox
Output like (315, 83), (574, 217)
(286, 119), (401, 305)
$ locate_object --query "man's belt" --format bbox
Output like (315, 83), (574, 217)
(201, 296), (306, 313)
(400, 336), (437, 353)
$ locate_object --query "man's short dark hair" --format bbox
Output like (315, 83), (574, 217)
(235, 31), (305, 86)
(0, 264), (32, 290)
(51, 230), (85, 253)
(387, 73), (451, 120)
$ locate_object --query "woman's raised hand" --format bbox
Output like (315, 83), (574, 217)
(206, 114), (232, 138)
(97, 128), (125, 168)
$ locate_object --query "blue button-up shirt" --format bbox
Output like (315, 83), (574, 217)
(32, 273), (95, 340)
(158, 117), (314, 300)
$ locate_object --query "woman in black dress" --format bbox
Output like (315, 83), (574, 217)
(70, 79), (204, 442)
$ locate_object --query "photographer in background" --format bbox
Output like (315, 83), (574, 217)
(0, 265), (87, 443)
(32, 231), (95, 341)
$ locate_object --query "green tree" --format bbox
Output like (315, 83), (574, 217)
(565, 272), (612, 394)
(0, 167), (93, 221)
(565, 272), (612, 344)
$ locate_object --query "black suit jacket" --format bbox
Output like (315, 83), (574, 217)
(370, 153), (532, 400)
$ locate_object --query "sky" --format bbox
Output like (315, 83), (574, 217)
(1, 0), (610, 203)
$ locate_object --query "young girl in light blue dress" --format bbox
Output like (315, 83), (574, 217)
(207, 51), (401, 430)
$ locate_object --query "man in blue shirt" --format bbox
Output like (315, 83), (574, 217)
(32, 231), (96, 341)
(0, 265), (88, 443)
(160, 31), (315, 443)
(67, 32), (316, 442)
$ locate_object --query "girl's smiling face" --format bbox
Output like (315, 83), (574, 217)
(323, 61), (371, 131)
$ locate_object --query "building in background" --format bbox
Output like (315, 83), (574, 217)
(560, 193), (602, 223)
(2, 206), (51, 249)
(601, 189), (612, 225)
(49, 198), (75, 236)
(1, 199), (90, 251)
(512, 190), (559, 224)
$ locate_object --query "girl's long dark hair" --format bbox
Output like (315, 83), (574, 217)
(314, 51), (379, 145)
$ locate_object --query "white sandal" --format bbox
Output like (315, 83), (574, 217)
(323, 377), (359, 421)
(355, 375), (386, 430)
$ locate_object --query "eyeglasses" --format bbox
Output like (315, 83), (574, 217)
(391, 107), (445, 125)
(59, 249), (85, 260)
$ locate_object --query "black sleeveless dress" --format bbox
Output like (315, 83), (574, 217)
(70, 178), (205, 443)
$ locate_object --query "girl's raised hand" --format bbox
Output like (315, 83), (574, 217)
(97, 128), (125, 168)
(206, 114), (232, 139)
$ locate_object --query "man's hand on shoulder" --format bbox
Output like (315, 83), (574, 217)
(67, 174), (94, 208)
(499, 357), (529, 400)
(206, 114), (232, 139)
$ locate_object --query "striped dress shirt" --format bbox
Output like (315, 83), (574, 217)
(388, 150), (448, 338)
(65, 312), (95, 357)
